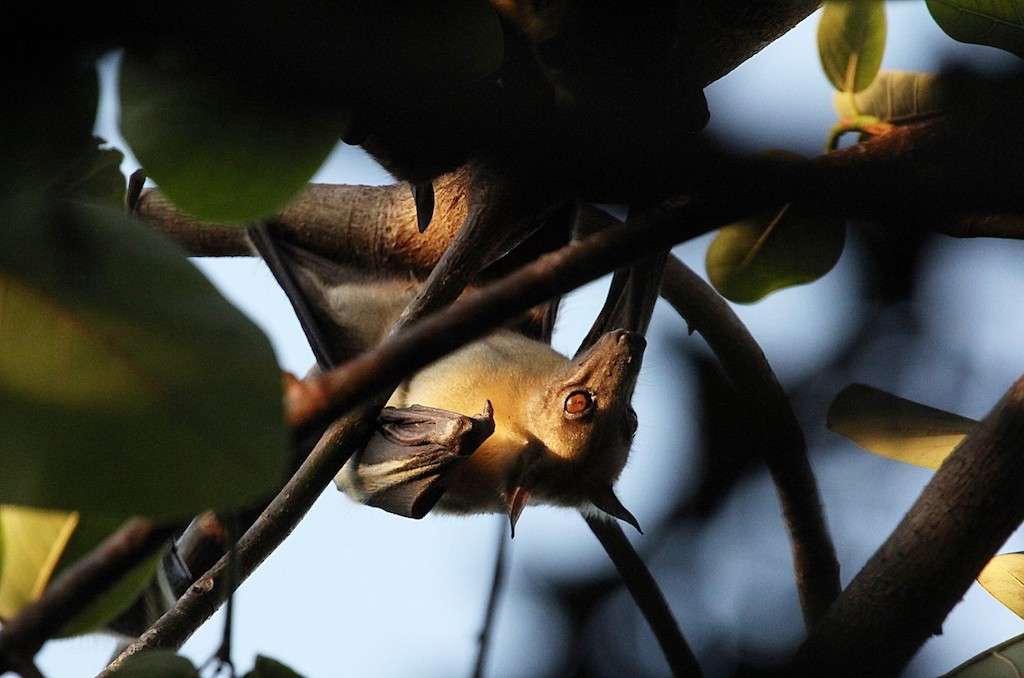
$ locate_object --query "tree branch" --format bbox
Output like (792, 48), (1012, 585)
(659, 255), (839, 627)
(585, 516), (703, 678)
(791, 374), (1024, 676)
(0, 519), (174, 675)
(471, 520), (508, 678)
(687, 1), (823, 86)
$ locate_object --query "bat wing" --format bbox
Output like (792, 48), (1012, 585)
(337, 402), (494, 519)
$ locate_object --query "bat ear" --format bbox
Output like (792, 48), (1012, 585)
(590, 485), (642, 534)
(337, 402), (495, 519)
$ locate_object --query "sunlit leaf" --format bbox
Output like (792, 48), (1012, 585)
(0, 202), (288, 518)
(827, 384), (976, 469)
(0, 506), (162, 635)
(927, 0), (1024, 58)
(978, 553), (1024, 619)
(833, 70), (948, 122)
(120, 52), (339, 223)
(818, 0), (888, 92)
(0, 506), (78, 620)
(245, 655), (306, 678)
(945, 631), (1024, 677)
(109, 650), (199, 677)
(705, 177), (846, 304)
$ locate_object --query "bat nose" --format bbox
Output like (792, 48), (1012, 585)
(612, 329), (646, 351)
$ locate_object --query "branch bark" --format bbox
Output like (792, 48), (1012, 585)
(586, 517), (703, 677)
(791, 374), (1024, 676)
(659, 255), (839, 627)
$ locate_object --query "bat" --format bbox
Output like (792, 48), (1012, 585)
(252, 230), (646, 536)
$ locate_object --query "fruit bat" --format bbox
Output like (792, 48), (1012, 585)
(250, 230), (646, 536)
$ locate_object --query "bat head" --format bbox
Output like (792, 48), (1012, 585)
(519, 328), (645, 525)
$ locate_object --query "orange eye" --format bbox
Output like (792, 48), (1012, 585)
(564, 390), (593, 416)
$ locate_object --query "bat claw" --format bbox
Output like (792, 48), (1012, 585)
(411, 180), (434, 233)
(507, 485), (530, 539)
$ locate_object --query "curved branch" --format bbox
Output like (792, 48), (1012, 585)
(585, 516), (703, 677)
(471, 520), (509, 678)
(659, 255), (839, 626)
(791, 375), (1024, 676)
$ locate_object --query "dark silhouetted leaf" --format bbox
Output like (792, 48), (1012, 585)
(927, 0), (1024, 58)
(827, 384), (975, 469)
(120, 53), (338, 223)
(109, 650), (198, 677)
(0, 202), (288, 518)
(818, 0), (887, 92)
(706, 177), (846, 304)
(245, 655), (306, 678)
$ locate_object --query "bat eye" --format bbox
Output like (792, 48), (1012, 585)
(564, 390), (594, 417)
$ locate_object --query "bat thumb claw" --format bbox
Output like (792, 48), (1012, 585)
(590, 485), (642, 534)
(507, 485), (530, 539)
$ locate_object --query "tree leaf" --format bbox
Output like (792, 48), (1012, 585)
(945, 631), (1024, 677)
(818, 0), (888, 93)
(0, 202), (288, 518)
(705, 199), (846, 304)
(120, 52), (339, 224)
(827, 384), (976, 469)
(833, 70), (948, 122)
(108, 650), (199, 677)
(0, 506), (162, 635)
(0, 506), (78, 620)
(50, 139), (126, 209)
(245, 655), (306, 678)
(978, 553), (1024, 619)
(927, 0), (1024, 58)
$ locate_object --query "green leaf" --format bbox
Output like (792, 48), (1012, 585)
(705, 186), (846, 303)
(833, 70), (948, 122)
(0, 506), (78, 620)
(927, 0), (1024, 58)
(0, 506), (162, 635)
(0, 202), (288, 518)
(818, 0), (888, 93)
(50, 139), (126, 209)
(945, 631), (1024, 677)
(120, 52), (339, 224)
(3, 58), (101, 200)
(827, 384), (976, 469)
(978, 553), (1024, 619)
(245, 655), (306, 678)
(108, 650), (199, 677)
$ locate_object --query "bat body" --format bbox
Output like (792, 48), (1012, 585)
(286, 245), (646, 532)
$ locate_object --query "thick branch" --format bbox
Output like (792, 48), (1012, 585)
(659, 255), (839, 627)
(792, 375), (1024, 676)
(0, 519), (174, 674)
(688, 1), (822, 86)
(142, 120), (1024, 276)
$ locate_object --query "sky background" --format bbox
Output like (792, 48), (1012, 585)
(33, 3), (1024, 676)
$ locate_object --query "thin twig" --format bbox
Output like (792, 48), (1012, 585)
(0, 519), (174, 674)
(790, 374), (1024, 676)
(471, 519), (509, 678)
(659, 255), (839, 626)
(585, 516), (703, 678)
